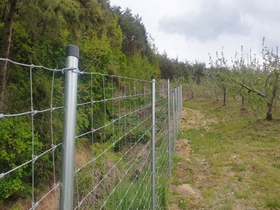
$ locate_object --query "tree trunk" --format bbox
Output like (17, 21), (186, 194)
(223, 87), (227, 106)
(266, 103), (273, 121)
(241, 96), (246, 110)
(266, 71), (280, 121)
(0, 0), (20, 112)
(214, 89), (219, 101)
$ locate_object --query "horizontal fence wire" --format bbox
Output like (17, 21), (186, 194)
(0, 57), (182, 210)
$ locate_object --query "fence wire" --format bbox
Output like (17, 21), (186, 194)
(0, 59), (65, 210)
(0, 57), (182, 210)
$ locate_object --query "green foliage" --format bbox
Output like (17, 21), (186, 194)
(158, 52), (206, 84)
(113, 7), (149, 57)
(156, 148), (170, 209)
(0, 117), (35, 165)
(0, 170), (25, 203)
(124, 53), (160, 80)
(104, 179), (151, 209)
(11, 203), (24, 210)
(0, 116), (42, 202)
(265, 195), (280, 209)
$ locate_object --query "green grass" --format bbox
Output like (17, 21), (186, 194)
(169, 97), (280, 209)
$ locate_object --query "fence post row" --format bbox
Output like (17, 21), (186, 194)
(57, 46), (182, 209)
(151, 75), (156, 210)
(60, 45), (79, 210)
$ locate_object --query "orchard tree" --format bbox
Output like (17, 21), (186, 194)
(236, 50), (280, 120)
(207, 51), (231, 105)
(228, 43), (280, 121)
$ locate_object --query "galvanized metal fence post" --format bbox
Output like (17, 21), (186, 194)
(177, 86), (180, 126)
(174, 88), (177, 139)
(151, 76), (156, 210)
(176, 87), (179, 132)
(179, 85), (182, 122)
(167, 79), (172, 178)
(60, 45), (79, 210)
(172, 91), (176, 154)
(175, 86), (180, 139)
(177, 87), (180, 136)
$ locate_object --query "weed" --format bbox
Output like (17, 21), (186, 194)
(234, 173), (243, 182)
(234, 189), (250, 199)
(231, 163), (247, 172)
(265, 195), (280, 209)
(272, 163), (280, 169)
(202, 188), (216, 204)
(177, 198), (190, 210)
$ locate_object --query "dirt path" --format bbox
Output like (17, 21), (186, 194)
(168, 108), (210, 210)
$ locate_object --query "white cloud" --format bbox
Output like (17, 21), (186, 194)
(160, 0), (249, 41)
(110, 0), (280, 64)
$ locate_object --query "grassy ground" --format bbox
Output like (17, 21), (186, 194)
(168, 97), (280, 210)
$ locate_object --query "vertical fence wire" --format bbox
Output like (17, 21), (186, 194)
(29, 65), (35, 208)
(50, 71), (58, 209)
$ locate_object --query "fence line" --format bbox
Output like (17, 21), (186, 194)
(0, 45), (182, 210)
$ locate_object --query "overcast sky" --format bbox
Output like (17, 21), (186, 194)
(109, 0), (280, 65)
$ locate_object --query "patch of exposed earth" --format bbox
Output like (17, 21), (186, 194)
(181, 108), (216, 130)
(168, 108), (206, 210)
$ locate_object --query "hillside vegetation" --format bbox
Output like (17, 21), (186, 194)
(0, 1), (204, 206)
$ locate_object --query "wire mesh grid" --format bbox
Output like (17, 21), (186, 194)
(0, 58), (182, 210)
(0, 59), (64, 210)
(74, 73), (154, 209)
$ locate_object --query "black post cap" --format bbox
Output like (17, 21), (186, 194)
(66, 45), (79, 59)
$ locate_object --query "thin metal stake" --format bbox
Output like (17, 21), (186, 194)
(167, 79), (172, 178)
(151, 76), (156, 210)
(172, 91), (176, 154)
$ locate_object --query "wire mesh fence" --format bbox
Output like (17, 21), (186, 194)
(0, 58), (64, 209)
(0, 46), (182, 210)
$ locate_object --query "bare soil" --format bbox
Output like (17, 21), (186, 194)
(181, 108), (216, 131)
(168, 108), (207, 210)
